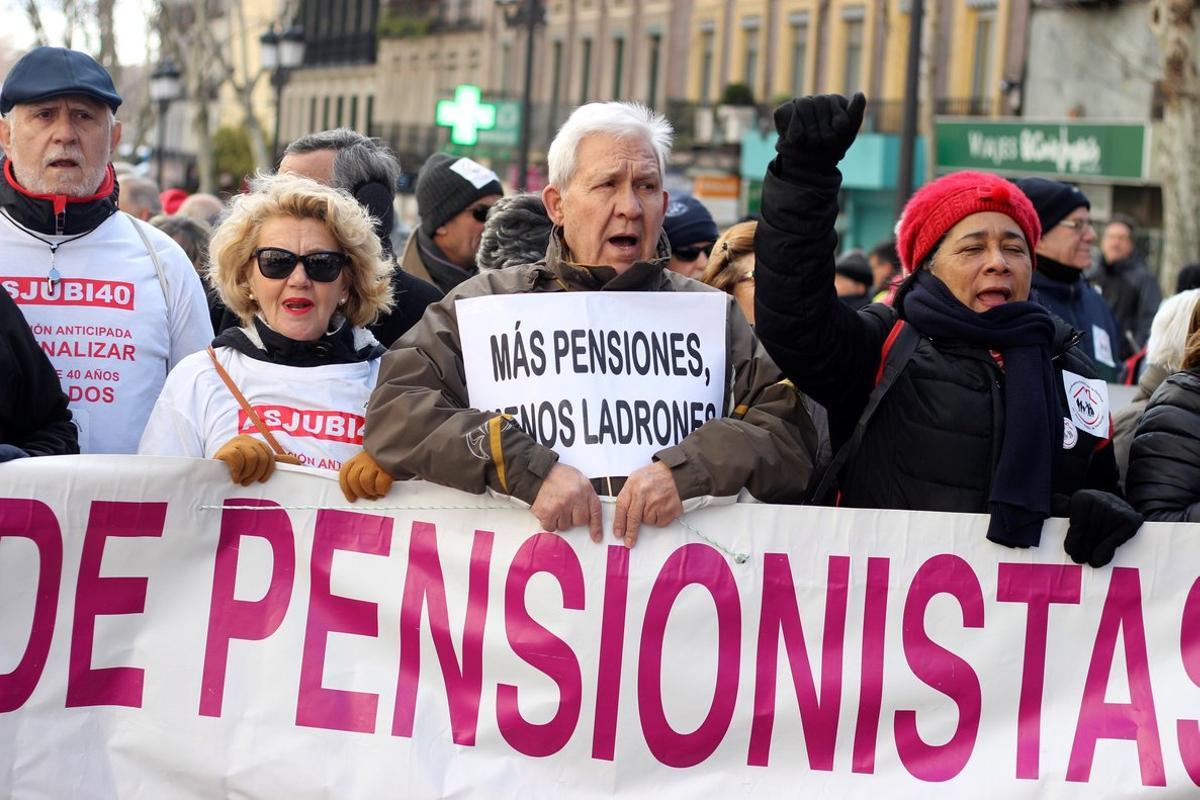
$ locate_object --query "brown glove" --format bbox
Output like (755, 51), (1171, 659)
(214, 435), (277, 486)
(339, 450), (394, 502)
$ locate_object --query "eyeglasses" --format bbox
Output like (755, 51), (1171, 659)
(673, 243), (715, 263)
(254, 247), (348, 282)
(1057, 218), (1094, 234)
(470, 204), (493, 223)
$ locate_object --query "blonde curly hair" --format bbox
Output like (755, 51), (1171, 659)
(207, 173), (394, 328)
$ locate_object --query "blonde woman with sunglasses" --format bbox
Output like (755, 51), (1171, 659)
(138, 174), (397, 501)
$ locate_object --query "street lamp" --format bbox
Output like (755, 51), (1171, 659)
(261, 24), (306, 161)
(148, 59), (183, 189)
(496, 0), (544, 191)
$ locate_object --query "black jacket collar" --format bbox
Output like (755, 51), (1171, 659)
(0, 157), (119, 235)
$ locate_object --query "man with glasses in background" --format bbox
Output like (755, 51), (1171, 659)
(1016, 177), (1124, 381)
(663, 194), (719, 279)
(401, 153), (503, 294)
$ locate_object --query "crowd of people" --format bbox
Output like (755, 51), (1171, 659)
(5, 46), (1200, 568)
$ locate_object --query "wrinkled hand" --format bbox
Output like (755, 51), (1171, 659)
(1064, 489), (1144, 568)
(773, 92), (867, 168)
(214, 435), (276, 486)
(339, 450), (394, 502)
(532, 463), (602, 542)
(612, 461), (684, 549)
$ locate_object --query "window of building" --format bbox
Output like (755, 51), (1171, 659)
(349, 95), (358, 130)
(612, 36), (625, 98)
(790, 13), (809, 96)
(335, 96), (344, 127)
(365, 95), (374, 135)
(646, 33), (661, 109)
(971, 10), (996, 108)
(309, 97), (317, 132)
(699, 28), (714, 105)
(322, 96), (331, 129)
(580, 37), (593, 104)
(842, 15), (864, 95)
(742, 17), (760, 95)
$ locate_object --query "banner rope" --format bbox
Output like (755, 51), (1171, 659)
(194, 501), (752, 564)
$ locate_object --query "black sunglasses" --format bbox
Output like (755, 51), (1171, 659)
(673, 243), (715, 263)
(470, 204), (492, 223)
(254, 247), (348, 282)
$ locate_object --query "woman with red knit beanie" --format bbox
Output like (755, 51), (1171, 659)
(753, 93), (1143, 568)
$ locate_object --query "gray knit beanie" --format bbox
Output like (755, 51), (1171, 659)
(416, 153), (503, 235)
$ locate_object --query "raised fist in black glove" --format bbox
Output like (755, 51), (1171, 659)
(1064, 489), (1144, 568)
(773, 93), (867, 169)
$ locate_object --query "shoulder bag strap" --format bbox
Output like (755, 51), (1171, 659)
(808, 320), (920, 504)
(206, 346), (300, 462)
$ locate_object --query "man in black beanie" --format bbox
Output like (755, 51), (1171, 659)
(1015, 177), (1123, 381)
(833, 250), (872, 310)
(400, 153), (503, 293)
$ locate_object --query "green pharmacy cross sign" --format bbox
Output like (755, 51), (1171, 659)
(436, 85), (497, 147)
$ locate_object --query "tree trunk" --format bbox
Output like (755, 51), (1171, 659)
(96, 0), (120, 81)
(232, 0), (271, 170)
(1150, 0), (1200, 292)
(918, 0), (940, 183)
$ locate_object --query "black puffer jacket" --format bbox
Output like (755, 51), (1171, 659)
(755, 161), (1120, 513)
(0, 286), (77, 456)
(1088, 254), (1162, 360)
(1126, 369), (1200, 522)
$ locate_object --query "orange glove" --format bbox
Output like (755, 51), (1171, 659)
(339, 450), (394, 502)
(214, 435), (277, 486)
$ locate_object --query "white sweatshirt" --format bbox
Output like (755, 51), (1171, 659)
(138, 344), (380, 471)
(0, 211), (212, 453)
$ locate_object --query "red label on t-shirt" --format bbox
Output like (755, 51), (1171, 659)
(1, 276), (135, 310)
(238, 405), (365, 444)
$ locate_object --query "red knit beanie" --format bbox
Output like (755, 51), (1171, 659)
(895, 171), (1041, 274)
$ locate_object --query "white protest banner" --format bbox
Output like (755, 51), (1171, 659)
(2, 455), (1200, 799)
(456, 292), (727, 480)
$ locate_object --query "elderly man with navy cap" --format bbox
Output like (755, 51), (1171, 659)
(0, 47), (211, 454)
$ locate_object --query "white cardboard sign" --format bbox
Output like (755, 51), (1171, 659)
(456, 292), (728, 480)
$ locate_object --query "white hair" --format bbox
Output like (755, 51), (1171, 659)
(1146, 288), (1200, 371)
(546, 101), (673, 188)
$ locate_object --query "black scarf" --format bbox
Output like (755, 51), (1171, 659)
(0, 157), (119, 235)
(212, 316), (384, 367)
(901, 271), (1060, 547)
(416, 228), (476, 293)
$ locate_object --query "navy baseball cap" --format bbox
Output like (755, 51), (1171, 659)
(1, 47), (122, 115)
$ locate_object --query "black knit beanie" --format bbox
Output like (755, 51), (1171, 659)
(416, 153), (503, 235)
(1014, 177), (1090, 233)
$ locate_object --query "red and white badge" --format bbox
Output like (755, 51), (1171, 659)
(1062, 370), (1110, 439)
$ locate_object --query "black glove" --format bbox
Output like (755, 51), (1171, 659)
(1064, 489), (1144, 568)
(773, 93), (867, 171)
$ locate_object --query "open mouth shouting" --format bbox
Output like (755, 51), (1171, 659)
(975, 286), (1012, 309)
(607, 233), (641, 260)
(282, 297), (315, 315)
